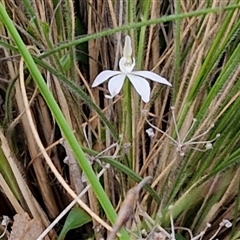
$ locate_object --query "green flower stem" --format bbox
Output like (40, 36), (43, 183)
(127, 81), (133, 166)
(121, 79), (133, 169)
(0, 4), (128, 238)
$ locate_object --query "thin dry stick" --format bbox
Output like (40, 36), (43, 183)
(37, 142), (121, 239)
(19, 56), (112, 233)
(37, 163), (110, 240)
(138, 211), (171, 238)
(107, 176), (153, 240)
(76, 63), (96, 101)
(84, 95), (121, 124)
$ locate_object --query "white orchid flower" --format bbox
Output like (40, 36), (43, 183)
(92, 35), (171, 103)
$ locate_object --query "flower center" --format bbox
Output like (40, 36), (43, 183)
(125, 56), (133, 66)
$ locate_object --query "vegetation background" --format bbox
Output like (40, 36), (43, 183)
(0, 0), (240, 239)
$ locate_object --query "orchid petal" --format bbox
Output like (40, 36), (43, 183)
(133, 71), (172, 86)
(123, 35), (132, 58)
(107, 74), (126, 98)
(119, 57), (135, 73)
(127, 74), (151, 103)
(92, 70), (120, 87)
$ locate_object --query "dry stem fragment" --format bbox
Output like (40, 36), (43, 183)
(107, 176), (152, 240)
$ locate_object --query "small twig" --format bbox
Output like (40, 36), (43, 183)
(107, 176), (152, 240)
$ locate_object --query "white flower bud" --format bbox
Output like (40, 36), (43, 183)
(146, 128), (155, 138)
